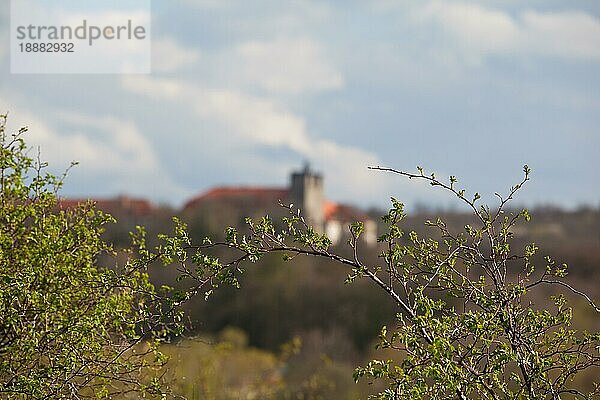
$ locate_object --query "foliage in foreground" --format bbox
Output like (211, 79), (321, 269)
(0, 115), (181, 399)
(1, 113), (598, 399)
(160, 165), (600, 398)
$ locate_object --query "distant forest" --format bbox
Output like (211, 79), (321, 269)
(100, 201), (600, 351)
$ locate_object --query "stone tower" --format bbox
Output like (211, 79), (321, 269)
(290, 163), (324, 232)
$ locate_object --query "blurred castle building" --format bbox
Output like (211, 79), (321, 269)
(60, 166), (377, 247)
(290, 164), (325, 232)
(184, 164), (377, 246)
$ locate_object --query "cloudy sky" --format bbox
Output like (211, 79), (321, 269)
(1, 0), (599, 210)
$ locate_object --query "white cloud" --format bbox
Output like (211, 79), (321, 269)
(520, 10), (600, 60)
(414, 2), (600, 63)
(55, 112), (158, 172)
(0, 96), (186, 199)
(173, 1), (340, 94)
(121, 75), (390, 203)
(191, 88), (311, 150)
(128, 35), (343, 95)
(152, 38), (200, 73)
(233, 37), (344, 94)
(418, 2), (519, 53)
(182, 0), (331, 24)
(123, 75), (183, 99)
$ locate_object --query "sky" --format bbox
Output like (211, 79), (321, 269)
(0, 0), (599, 211)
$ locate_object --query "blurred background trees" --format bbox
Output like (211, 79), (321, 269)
(147, 166), (600, 398)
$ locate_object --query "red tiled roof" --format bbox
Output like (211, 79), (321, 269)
(184, 186), (289, 210)
(185, 187), (371, 222)
(58, 199), (87, 209)
(324, 201), (369, 222)
(58, 195), (154, 216)
(324, 201), (339, 220)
